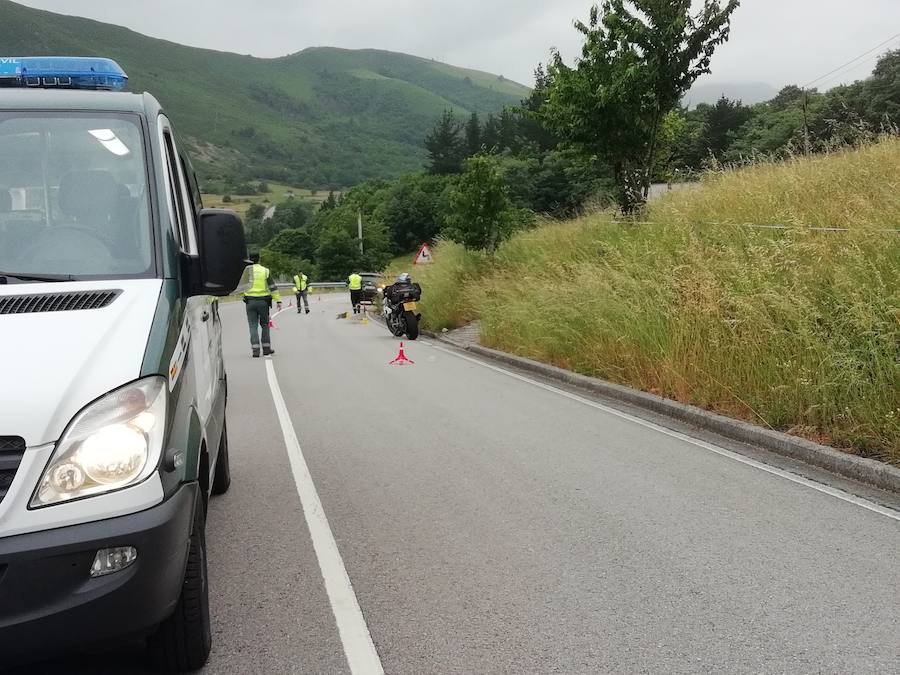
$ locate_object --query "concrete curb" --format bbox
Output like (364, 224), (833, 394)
(428, 338), (900, 494)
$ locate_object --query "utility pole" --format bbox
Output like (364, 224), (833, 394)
(357, 210), (364, 255)
(802, 90), (811, 156)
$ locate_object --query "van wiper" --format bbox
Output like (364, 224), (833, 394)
(0, 271), (76, 283)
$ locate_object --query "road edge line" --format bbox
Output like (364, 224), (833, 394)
(420, 331), (900, 496)
(264, 360), (385, 675)
(426, 342), (900, 523)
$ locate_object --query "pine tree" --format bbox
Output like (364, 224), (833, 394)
(424, 110), (464, 174)
(702, 96), (751, 158)
(518, 64), (559, 151)
(482, 113), (500, 151)
(498, 108), (517, 152)
(320, 190), (338, 212)
(465, 111), (482, 157)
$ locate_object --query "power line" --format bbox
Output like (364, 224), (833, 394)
(803, 31), (900, 89)
(813, 51), (892, 91)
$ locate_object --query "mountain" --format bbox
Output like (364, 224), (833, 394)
(684, 81), (779, 107)
(0, 0), (530, 187)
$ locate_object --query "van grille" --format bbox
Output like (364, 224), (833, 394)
(0, 290), (120, 315)
(0, 437), (25, 504)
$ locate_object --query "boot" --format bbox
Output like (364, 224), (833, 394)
(305, 308), (310, 314)
(263, 346), (275, 356)
(252, 348), (260, 358)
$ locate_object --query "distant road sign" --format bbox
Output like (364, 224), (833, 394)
(414, 243), (433, 265)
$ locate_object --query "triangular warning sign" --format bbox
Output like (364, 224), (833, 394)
(414, 242), (433, 265)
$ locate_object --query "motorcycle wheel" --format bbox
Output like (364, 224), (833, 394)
(404, 311), (419, 340)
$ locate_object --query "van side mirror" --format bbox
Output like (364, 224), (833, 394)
(196, 209), (248, 296)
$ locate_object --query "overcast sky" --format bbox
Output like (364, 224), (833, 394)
(16, 0), (900, 88)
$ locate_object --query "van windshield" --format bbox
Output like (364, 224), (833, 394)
(0, 112), (153, 280)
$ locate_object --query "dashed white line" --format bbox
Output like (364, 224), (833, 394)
(427, 342), (900, 524)
(264, 359), (385, 675)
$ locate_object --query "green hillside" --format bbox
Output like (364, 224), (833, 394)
(0, 0), (530, 187)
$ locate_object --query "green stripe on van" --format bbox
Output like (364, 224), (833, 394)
(141, 279), (184, 377)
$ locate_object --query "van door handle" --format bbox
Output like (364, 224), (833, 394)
(201, 311), (210, 322)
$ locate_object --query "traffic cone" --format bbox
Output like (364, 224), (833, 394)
(268, 318), (277, 330)
(389, 342), (414, 366)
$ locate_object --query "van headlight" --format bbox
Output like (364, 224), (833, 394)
(30, 377), (167, 508)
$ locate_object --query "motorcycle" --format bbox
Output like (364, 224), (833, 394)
(380, 284), (422, 340)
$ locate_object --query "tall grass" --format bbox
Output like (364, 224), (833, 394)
(388, 138), (900, 460)
(384, 241), (488, 331)
(652, 138), (900, 229)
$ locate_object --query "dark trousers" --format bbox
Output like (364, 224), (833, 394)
(245, 297), (271, 349)
(296, 290), (309, 311)
(350, 290), (362, 313)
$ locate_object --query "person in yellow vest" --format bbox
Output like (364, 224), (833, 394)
(347, 272), (363, 315)
(293, 271), (310, 315)
(242, 253), (282, 357)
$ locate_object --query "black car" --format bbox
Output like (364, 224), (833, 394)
(359, 272), (381, 305)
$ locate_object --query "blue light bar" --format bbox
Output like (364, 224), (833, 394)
(0, 57), (128, 91)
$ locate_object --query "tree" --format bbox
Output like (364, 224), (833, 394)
(271, 200), (313, 231)
(315, 226), (362, 279)
(374, 173), (451, 251)
(320, 190), (338, 212)
(424, 110), (465, 174)
(246, 202), (266, 221)
(268, 228), (315, 261)
(445, 155), (529, 253)
(540, 0), (740, 211)
(260, 248), (302, 278)
(465, 111), (482, 157)
(482, 113), (500, 151)
(702, 96), (752, 158)
(517, 64), (560, 152)
(770, 85), (805, 111)
(498, 108), (518, 152)
(862, 49), (900, 124)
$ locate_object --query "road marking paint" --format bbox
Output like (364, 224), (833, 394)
(428, 343), (900, 524)
(265, 360), (385, 675)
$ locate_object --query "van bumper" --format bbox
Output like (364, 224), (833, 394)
(0, 482), (198, 658)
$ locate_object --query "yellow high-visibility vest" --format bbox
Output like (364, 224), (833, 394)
(293, 274), (308, 291)
(348, 273), (362, 290)
(243, 264), (281, 302)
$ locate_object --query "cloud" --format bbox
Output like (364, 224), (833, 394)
(15, 0), (900, 88)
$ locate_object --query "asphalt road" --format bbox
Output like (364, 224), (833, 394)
(14, 293), (900, 674)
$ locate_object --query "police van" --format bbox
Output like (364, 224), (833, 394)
(0, 57), (248, 670)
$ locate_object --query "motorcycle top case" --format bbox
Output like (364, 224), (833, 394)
(391, 284), (422, 302)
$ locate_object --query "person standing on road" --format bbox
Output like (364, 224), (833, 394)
(242, 254), (282, 358)
(293, 271), (310, 315)
(348, 271), (363, 315)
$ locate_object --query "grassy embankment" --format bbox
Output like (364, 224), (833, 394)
(386, 138), (900, 460)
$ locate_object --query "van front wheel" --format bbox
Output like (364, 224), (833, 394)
(148, 497), (212, 672)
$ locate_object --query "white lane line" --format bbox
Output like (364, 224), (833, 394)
(265, 360), (385, 675)
(427, 343), (900, 524)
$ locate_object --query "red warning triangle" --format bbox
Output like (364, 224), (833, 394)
(389, 342), (415, 366)
(413, 242), (433, 265)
